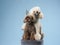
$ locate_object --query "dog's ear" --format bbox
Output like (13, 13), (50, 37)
(30, 16), (34, 22)
(24, 16), (30, 23)
(39, 12), (44, 19)
(24, 17), (27, 23)
(26, 9), (29, 15)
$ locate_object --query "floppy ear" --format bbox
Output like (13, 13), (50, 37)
(39, 12), (44, 19)
(23, 16), (29, 23)
(24, 17), (27, 23)
(26, 9), (29, 15)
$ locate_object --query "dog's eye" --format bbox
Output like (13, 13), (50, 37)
(36, 11), (38, 13)
(33, 11), (35, 13)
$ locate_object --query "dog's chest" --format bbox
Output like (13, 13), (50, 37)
(25, 23), (36, 33)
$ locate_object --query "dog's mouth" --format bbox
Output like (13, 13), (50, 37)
(34, 14), (39, 19)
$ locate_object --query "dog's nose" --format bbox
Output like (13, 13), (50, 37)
(34, 13), (38, 16)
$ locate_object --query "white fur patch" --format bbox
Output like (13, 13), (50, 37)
(34, 22), (41, 33)
(34, 22), (42, 41)
(29, 6), (41, 14)
(34, 33), (41, 41)
(21, 23), (26, 30)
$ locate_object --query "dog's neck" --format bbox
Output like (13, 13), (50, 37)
(33, 19), (39, 24)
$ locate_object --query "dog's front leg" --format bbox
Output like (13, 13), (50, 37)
(34, 22), (41, 41)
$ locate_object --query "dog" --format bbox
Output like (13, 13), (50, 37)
(22, 15), (36, 40)
(28, 6), (44, 40)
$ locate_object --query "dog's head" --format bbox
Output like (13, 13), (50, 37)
(24, 15), (33, 24)
(29, 6), (44, 20)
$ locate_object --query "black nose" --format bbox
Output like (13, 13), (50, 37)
(34, 13), (38, 16)
(34, 11), (39, 16)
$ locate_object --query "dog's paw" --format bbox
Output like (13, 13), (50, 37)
(34, 33), (41, 41)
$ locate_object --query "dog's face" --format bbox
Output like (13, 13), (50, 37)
(33, 11), (40, 19)
(29, 7), (44, 21)
(24, 16), (33, 24)
(32, 10), (44, 20)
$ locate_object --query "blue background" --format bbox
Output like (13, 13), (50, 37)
(0, 0), (60, 45)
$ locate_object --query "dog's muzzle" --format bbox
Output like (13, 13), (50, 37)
(34, 11), (40, 18)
